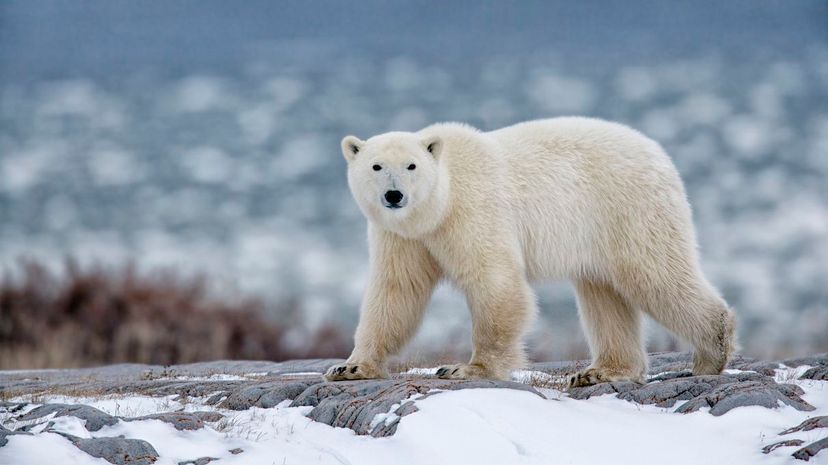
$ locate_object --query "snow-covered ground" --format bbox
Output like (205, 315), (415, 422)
(2, 366), (826, 465)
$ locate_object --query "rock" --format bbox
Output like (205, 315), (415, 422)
(290, 377), (543, 437)
(0, 402), (28, 414)
(17, 403), (118, 431)
(762, 439), (804, 454)
(219, 381), (318, 410)
(205, 392), (229, 405)
(0, 359), (343, 400)
(567, 381), (640, 400)
(530, 352), (784, 379)
(647, 352), (694, 374)
(792, 437), (828, 461)
(126, 411), (223, 431)
(178, 457), (218, 465)
(66, 435), (159, 465)
(529, 359), (586, 376)
(0, 353), (824, 445)
(800, 366), (828, 380)
(727, 357), (783, 376)
(780, 416), (828, 435)
(228, 448), (243, 455)
(782, 354), (828, 368)
(675, 380), (814, 416)
(569, 372), (815, 416)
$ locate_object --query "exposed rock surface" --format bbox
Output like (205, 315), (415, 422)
(291, 377), (543, 437)
(218, 380), (320, 410)
(778, 415), (828, 461)
(763, 439), (805, 454)
(567, 371), (814, 415)
(1, 352), (827, 462)
(792, 437), (828, 462)
(65, 435), (159, 465)
(781, 415), (828, 434)
(17, 403), (118, 431)
(801, 365), (828, 380)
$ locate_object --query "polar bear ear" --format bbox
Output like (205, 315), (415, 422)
(421, 136), (442, 158)
(341, 135), (364, 163)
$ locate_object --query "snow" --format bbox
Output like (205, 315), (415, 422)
(2, 367), (827, 465)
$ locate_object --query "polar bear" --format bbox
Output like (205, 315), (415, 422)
(325, 117), (736, 387)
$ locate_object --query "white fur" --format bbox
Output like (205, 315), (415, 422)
(326, 117), (736, 384)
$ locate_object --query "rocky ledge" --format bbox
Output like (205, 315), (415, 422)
(1, 352), (827, 464)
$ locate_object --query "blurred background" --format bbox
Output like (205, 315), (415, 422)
(1, 0), (826, 369)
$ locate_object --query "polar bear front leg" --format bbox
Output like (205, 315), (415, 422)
(326, 226), (441, 381)
(437, 269), (535, 381)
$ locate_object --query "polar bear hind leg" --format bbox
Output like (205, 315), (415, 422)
(569, 280), (648, 388)
(616, 266), (736, 378)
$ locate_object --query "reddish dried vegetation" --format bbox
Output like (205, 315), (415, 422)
(0, 260), (350, 369)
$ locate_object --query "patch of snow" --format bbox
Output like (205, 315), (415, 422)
(368, 401), (402, 434)
(170, 374), (247, 381)
(510, 370), (564, 386)
(774, 365), (812, 383)
(1, 432), (106, 465)
(405, 367), (439, 376)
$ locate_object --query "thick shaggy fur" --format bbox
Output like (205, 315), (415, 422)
(326, 117), (736, 386)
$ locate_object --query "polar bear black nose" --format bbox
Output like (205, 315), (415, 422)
(384, 190), (404, 205)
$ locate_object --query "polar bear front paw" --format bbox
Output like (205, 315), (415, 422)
(324, 362), (387, 381)
(435, 363), (490, 380)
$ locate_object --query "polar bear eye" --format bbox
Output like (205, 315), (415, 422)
(372, 164), (382, 171)
(407, 164), (416, 170)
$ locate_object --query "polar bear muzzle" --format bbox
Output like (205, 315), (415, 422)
(383, 190), (406, 208)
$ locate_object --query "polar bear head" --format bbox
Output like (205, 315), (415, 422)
(341, 131), (447, 236)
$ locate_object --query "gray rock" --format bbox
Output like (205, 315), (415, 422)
(646, 352), (782, 375)
(780, 416), (828, 435)
(1, 354), (824, 443)
(529, 352), (784, 379)
(126, 411), (223, 431)
(647, 352), (694, 374)
(569, 372), (815, 416)
(782, 354), (828, 368)
(800, 366), (828, 380)
(762, 439), (804, 454)
(675, 380), (814, 416)
(792, 437), (828, 461)
(219, 380), (319, 410)
(0, 359), (343, 400)
(529, 359), (586, 376)
(0, 402), (28, 414)
(67, 435), (159, 465)
(17, 403), (118, 431)
(567, 381), (641, 400)
(290, 377), (543, 437)
(228, 448), (243, 455)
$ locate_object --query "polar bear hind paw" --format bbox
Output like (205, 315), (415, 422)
(568, 367), (644, 388)
(324, 363), (386, 381)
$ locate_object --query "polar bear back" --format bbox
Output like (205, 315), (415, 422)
(423, 117), (697, 282)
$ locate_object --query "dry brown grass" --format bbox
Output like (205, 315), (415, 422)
(0, 259), (351, 369)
